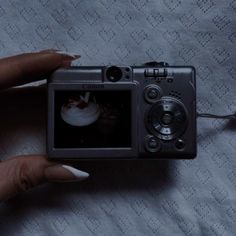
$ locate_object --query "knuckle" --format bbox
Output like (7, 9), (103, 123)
(14, 161), (34, 193)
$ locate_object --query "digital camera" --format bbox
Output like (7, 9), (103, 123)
(47, 62), (196, 160)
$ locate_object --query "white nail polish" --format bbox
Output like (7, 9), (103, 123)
(56, 51), (80, 59)
(62, 165), (89, 179)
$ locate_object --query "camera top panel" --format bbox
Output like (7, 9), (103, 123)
(49, 65), (195, 85)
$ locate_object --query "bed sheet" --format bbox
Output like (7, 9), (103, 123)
(0, 0), (236, 235)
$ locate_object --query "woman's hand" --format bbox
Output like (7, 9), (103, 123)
(0, 50), (89, 201)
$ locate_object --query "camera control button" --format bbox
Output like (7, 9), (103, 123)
(154, 68), (167, 77)
(161, 112), (173, 125)
(174, 111), (185, 123)
(144, 85), (162, 103)
(149, 138), (158, 148)
(146, 98), (188, 141)
(145, 69), (155, 77)
(175, 139), (185, 150)
(144, 68), (167, 77)
(145, 135), (161, 152)
(161, 127), (172, 135)
(148, 88), (159, 99)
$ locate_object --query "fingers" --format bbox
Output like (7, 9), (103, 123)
(0, 50), (80, 90)
(0, 155), (89, 201)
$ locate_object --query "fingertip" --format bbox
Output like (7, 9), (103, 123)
(34, 51), (80, 69)
(44, 164), (89, 182)
(0, 50), (81, 90)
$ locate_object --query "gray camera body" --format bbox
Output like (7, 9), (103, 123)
(47, 63), (196, 160)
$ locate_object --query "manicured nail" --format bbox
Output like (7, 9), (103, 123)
(56, 51), (81, 59)
(44, 164), (89, 182)
(62, 165), (89, 179)
(39, 49), (58, 53)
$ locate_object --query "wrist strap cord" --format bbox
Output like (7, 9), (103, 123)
(197, 112), (236, 120)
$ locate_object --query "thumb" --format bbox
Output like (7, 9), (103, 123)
(0, 155), (89, 201)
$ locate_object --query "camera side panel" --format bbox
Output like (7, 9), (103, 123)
(133, 66), (196, 159)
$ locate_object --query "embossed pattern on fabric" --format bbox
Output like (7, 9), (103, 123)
(0, 0), (236, 235)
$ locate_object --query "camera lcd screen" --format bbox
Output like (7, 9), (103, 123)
(54, 91), (131, 148)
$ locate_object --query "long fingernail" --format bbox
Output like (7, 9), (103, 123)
(45, 165), (89, 182)
(56, 51), (81, 59)
(39, 49), (59, 53)
(62, 165), (89, 179)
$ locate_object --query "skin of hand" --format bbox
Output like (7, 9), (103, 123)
(0, 50), (89, 201)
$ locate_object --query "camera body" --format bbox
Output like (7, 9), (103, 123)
(47, 63), (196, 160)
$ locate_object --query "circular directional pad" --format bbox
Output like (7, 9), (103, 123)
(146, 97), (188, 141)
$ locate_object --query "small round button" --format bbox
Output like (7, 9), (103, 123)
(145, 135), (161, 152)
(161, 112), (173, 125)
(144, 85), (162, 103)
(147, 88), (159, 99)
(149, 138), (158, 148)
(175, 139), (185, 150)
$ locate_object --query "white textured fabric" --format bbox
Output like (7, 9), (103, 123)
(0, 0), (236, 235)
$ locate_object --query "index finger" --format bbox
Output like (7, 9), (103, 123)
(0, 51), (78, 90)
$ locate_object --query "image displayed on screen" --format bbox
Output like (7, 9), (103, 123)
(54, 91), (131, 148)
